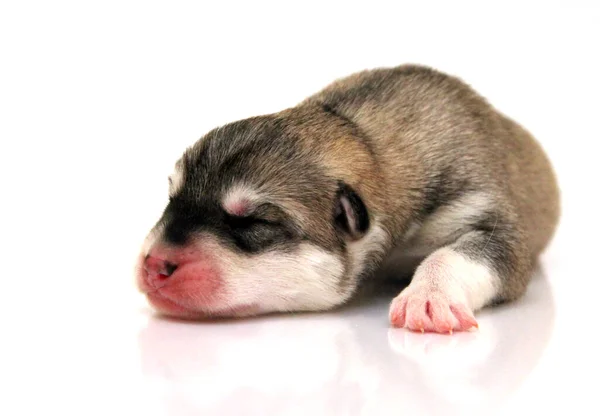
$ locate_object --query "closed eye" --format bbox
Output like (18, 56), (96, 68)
(226, 214), (279, 229)
(224, 209), (297, 253)
(224, 202), (287, 227)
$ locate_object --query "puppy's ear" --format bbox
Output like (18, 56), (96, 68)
(334, 182), (370, 240)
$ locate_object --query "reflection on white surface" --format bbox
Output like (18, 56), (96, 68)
(137, 270), (554, 415)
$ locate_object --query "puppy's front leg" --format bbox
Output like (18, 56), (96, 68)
(389, 225), (532, 333)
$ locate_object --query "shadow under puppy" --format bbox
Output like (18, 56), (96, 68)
(136, 64), (560, 334)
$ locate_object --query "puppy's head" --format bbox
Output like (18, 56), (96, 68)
(136, 112), (387, 319)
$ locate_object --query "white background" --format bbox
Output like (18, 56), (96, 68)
(1, 1), (599, 415)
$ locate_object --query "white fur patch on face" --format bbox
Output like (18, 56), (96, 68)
(141, 222), (165, 257)
(202, 237), (347, 313)
(404, 192), (493, 257)
(346, 221), (390, 280)
(222, 183), (263, 217)
(168, 161), (185, 197)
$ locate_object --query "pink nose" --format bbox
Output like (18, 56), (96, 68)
(144, 255), (178, 279)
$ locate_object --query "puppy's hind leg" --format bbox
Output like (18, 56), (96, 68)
(389, 221), (532, 333)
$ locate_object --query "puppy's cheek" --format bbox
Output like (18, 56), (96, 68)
(223, 244), (348, 313)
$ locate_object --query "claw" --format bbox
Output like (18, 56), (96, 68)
(420, 327), (424, 333)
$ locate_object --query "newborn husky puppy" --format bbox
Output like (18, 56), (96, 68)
(136, 65), (560, 333)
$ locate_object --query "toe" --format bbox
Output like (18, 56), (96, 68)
(450, 304), (479, 330)
(406, 297), (434, 332)
(389, 297), (408, 328)
(428, 300), (454, 334)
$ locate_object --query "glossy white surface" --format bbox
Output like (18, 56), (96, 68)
(1, 2), (599, 415)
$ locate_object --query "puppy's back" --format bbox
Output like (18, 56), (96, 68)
(304, 64), (560, 256)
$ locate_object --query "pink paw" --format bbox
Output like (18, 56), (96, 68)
(389, 287), (478, 334)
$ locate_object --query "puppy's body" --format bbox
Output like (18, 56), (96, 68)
(137, 65), (559, 333)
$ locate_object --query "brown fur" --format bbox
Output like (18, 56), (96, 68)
(288, 64), (561, 301)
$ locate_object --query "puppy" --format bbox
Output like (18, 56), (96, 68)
(135, 64), (560, 333)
